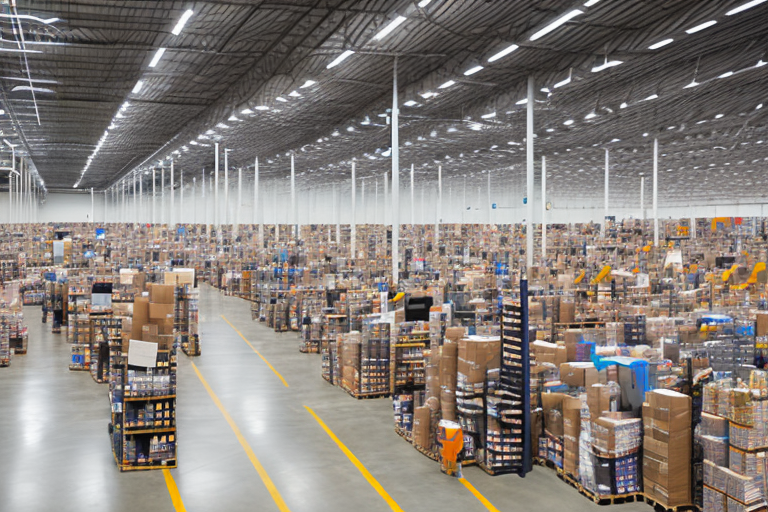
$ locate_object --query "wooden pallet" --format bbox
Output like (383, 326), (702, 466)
(394, 426), (412, 442)
(640, 494), (698, 512)
(559, 471), (642, 506)
(414, 443), (439, 461)
(347, 390), (389, 400)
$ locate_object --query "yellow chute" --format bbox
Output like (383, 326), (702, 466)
(590, 265), (612, 285)
(722, 264), (739, 282)
(574, 270), (586, 284)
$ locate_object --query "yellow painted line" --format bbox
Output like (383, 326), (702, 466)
(191, 362), (292, 512)
(304, 406), (404, 512)
(220, 314), (289, 387)
(459, 478), (501, 512)
(162, 469), (187, 512)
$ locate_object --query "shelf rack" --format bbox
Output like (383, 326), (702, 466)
(175, 285), (201, 356)
(392, 322), (429, 439)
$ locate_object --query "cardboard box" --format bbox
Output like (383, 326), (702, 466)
(758, 313), (768, 337)
(440, 340), (458, 392)
(562, 395), (582, 439)
(587, 383), (615, 419)
(149, 284), (175, 304)
(149, 302), (174, 320)
(591, 417), (642, 455)
(555, 345), (567, 367)
(157, 334), (174, 351)
(542, 392), (566, 437)
(560, 362), (598, 389)
(564, 329), (582, 361)
(141, 323), (159, 343)
(413, 406), (431, 450)
(444, 327), (465, 341)
(644, 389), (692, 432)
(132, 296), (149, 341)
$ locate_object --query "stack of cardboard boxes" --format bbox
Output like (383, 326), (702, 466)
(643, 389), (692, 507)
(131, 284), (175, 352)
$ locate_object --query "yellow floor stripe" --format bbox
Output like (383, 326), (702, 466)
(220, 314), (289, 387)
(459, 478), (501, 512)
(192, 362), (292, 512)
(304, 406), (404, 512)
(162, 469), (187, 512)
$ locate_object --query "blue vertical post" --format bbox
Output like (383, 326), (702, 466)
(521, 275), (532, 476)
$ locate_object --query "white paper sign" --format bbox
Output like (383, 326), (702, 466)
(128, 340), (157, 368)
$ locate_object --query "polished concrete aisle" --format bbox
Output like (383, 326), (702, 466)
(0, 286), (649, 511)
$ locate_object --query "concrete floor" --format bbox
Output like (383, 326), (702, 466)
(0, 285), (649, 512)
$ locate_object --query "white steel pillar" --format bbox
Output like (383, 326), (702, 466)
(435, 165), (441, 247)
(290, 152), (296, 238)
(180, 170), (184, 225)
(375, 180), (379, 224)
(223, 150), (229, 226)
(170, 160), (175, 226)
(410, 163), (414, 225)
(541, 155), (546, 263)
(192, 176), (196, 225)
(152, 168), (156, 224)
(133, 172), (137, 224)
(640, 176), (644, 222)
(526, 75), (534, 273)
(9, 147), (14, 223)
(214, 143), (219, 227)
(361, 179), (366, 224)
(255, 157), (263, 247)
(392, 57), (400, 285)
(487, 171), (492, 224)
(90, 187), (94, 224)
(351, 161), (356, 260)
(653, 138), (659, 246)
(603, 148), (609, 237)
(161, 166), (165, 224)
(237, 166), (242, 232)
(333, 182), (339, 245)
(104, 190), (107, 224)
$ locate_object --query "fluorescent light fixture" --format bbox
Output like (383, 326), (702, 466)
(756, 60), (767, 67)
(757, 103), (764, 109)
(718, 71), (734, 78)
(148, 47), (166, 67)
(420, 91), (438, 99)
(464, 65), (484, 76)
(726, 0), (767, 15)
(563, 119), (574, 125)
(546, 128), (555, 132)
(487, 44), (519, 62)
(554, 76), (571, 88)
(715, 114), (724, 118)
(275, 96), (288, 102)
(347, 126), (355, 132)
(648, 38), (673, 50)
(403, 100), (418, 107)
(683, 81), (699, 88)
(541, 87), (550, 93)
(591, 60), (623, 72)
(584, 112), (597, 119)
(228, 115), (240, 122)
(241, 108), (253, 115)
(288, 90), (301, 97)
(530, 10), (583, 41)
(686, 20), (717, 33)
(0, 14), (59, 25)
(584, 0), (601, 5)
(254, 105), (270, 111)
(610, 138), (620, 142)
(438, 80), (456, 89)
(171, 9), (194, 35)
(11, 86), (54, 93)
(131, 80), (144, 94)
(300, 80), (316, 88)
(516, 98), (528, 105)
(481, 112), (496, 119)
(0, 77), (57, 84)
(327, 50), (355, 69)
(643, 133), (649, 137)
(361, 116), (371, 125)
(418, 0), (432, 7)
(190, 140), (198, 145)
(331, 130), (340, 137)
(641, 94), (658, 101)
(374, 15), (407, 40)
(205, 129), (215, 135)
(469, 123), (482, 131)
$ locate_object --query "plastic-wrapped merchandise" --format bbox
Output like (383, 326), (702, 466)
(700, 412), (730, 438)
(730, 421), (768, 451)
(703, 460), (729, 493)
(698, 434), (729, 467)
(703, 485), (728, 512)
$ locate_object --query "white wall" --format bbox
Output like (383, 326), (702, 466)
(15, 187), (768, 226)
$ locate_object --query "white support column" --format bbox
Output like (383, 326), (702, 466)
(170, 160), (175, 227)
(237, 166), (242, 233)
(351, 161), (356, 260)
(9, 147), (14, 223)
(603, 148), (609, 237)
(161, 166), (165, 224)
(640, 176), (644, 222)
(223, 149), (229, 226)
(541, 155), (546, 263)
(90, 187), (94, 223)
(255, 158), (263, 248)
(391, 57), (400, 285)
(192, 176), (196, 225)
(122, 180), (126, 223)
(435, 165), (441, 247)
(653, 138), (659, 246)
(384, 170), (389, 225)
(487, 171), (492, 224)
(361, 179), (366, 224)
(214, 143), (219, 228)
(333, 183), (339, 245)
(290, 152), (296, 238)
(374, 180), (378, 224)
(104, 190), (107, 224)
(132, 173), (137, 224)
(410, 163), (415, 225)
(139, 174), (143, 224)
(202, 169), (207, 228)
(526, 75), (534, 273)
(690, 210), (696, 239)
(180, 170), (184, 225)
(274, 182), (279, 246)
(421, 187), (425, 225)
(152, 168), (156, 224)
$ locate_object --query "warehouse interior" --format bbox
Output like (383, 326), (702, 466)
(1, 1), (768, 511)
